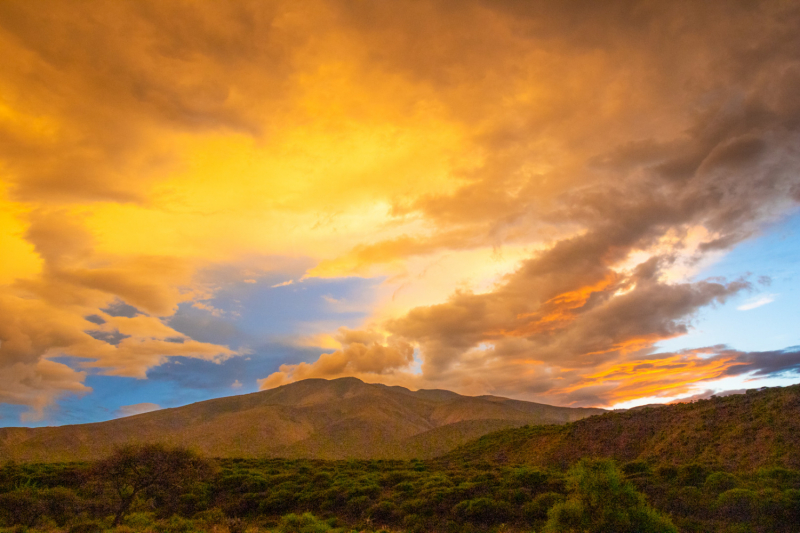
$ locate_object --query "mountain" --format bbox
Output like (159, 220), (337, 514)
(0, 377), (603, 462)
(444, 384), (800, 471)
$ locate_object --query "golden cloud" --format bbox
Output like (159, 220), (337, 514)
(1, 1), (799, 414)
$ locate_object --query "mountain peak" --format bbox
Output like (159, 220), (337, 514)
(0, 378), (604, 462)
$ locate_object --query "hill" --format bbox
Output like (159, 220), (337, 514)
(0, 377), (603, 462)
(444, 384), (800, 471)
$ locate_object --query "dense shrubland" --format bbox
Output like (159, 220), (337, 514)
(445, 385), (800, 472)
(1, 443), (798, 533)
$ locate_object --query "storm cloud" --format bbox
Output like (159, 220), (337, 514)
(1, 0), (799, 418)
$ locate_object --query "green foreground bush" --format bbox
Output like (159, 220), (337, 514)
(2, 445), (799, 532)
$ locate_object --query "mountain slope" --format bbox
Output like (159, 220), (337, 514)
(443, 384), (800, 471)
(0, 377), (603, 462)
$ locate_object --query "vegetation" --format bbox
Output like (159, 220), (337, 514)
(92, 444), (216, 525)
(446, 384), (800, 471)
(1, 444), (799, 532)
(543, 458), (676, 533)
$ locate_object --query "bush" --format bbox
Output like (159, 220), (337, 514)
(758, 467), (800, 488)
(452, 497), (512, 525)
(68, 521), (104, 533)
(157, 515), (199, 533)
(512, 467), (549, 489)
(40, 486), (82, 526)
(622, 461), (651, 477)
(369, 500), (398, 523)
(543, 458), (677, 533)
(193, 507), (226, 525)
(704, 472), (741, 495)
(678, 464), (707, 487)
(716, 488), (757, 522)
(523, 492), (565, 522)
(345, 494), (371, 517)
(0, 488), (46, 528)
(656, 465), (678, 480)
(277, 512), (332, 533)
(121, 512), (155, 529)
(674, 486), (704, 516)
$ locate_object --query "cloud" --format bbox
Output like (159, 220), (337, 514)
(0, 359), (90, 422)
(737, 295), (776, 311)
(260, 328), (414, 389)
(670, 388), (747, 404)
(723, 346), (800, 378)
(260, 1), (800, 405)
(1, 0), (800, 417)
(0, 208), (240, 414)
(116, 402), (161, 418)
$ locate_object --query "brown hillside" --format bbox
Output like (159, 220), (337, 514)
(444, 384), (800, 471)
(0, 377), (603, 462)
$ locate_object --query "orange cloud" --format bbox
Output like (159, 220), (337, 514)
(1, 0), (799, 415)
(260, 328), (413, 389)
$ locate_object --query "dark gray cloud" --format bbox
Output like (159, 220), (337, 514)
(725, 346), (800, 378)
(85, 329), (131, 346)
(101, 300), (144, 319)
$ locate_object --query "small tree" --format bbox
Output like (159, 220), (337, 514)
(544, 458), (677, 533)
(92, 443), (214, 526)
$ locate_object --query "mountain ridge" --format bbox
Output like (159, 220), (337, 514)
(442, 383), (800, 471)
(0, 377), (604, 462)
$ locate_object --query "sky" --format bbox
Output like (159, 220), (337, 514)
(1, 0), (800, 426)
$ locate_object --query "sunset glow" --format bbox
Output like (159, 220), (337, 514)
(1, 0), (799, 425)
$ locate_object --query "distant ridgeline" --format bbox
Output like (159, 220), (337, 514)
(2, 379), (798, 469)
(444, 384), (800, 471)
(0, 377), (602, 462)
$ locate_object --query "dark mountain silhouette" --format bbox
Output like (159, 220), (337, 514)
(0, 377), (603, 462)
(444, 384), (800, 471)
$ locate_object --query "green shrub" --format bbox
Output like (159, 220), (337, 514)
(394, 481), (414, 494)
(523, 492), (565, 522)
(157, 515), (199, 533)
(622, 461), (651, 477)
(656, 465), (678, 480)
(674, 486), (704, 515)
(704, 472), (741, 495)
(345, 495), (371, 517)
(452, 497), (512, 525)
(512, 467), (549, 489)
(758, 467), (800, 488)
(40, 486), (81, 526)
(368, 500), (398, 523)
(122, 512), (155, 529)
(193, 507), (226, 524)
(68, 521), (104, 533)
(0, 488), (45, 528)
(277, 512), (332, 533)
(716, 488), (757, 522)
(543, 458), (677, 533)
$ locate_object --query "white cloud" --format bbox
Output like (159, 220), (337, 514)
(737, 295), (776, 311)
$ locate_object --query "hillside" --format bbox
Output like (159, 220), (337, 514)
(0, 377), (603, 462)
(444, 384), (800, 471)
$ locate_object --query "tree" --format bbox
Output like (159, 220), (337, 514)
(91, 443), (214, 526)
(544, 458), (677, 533)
